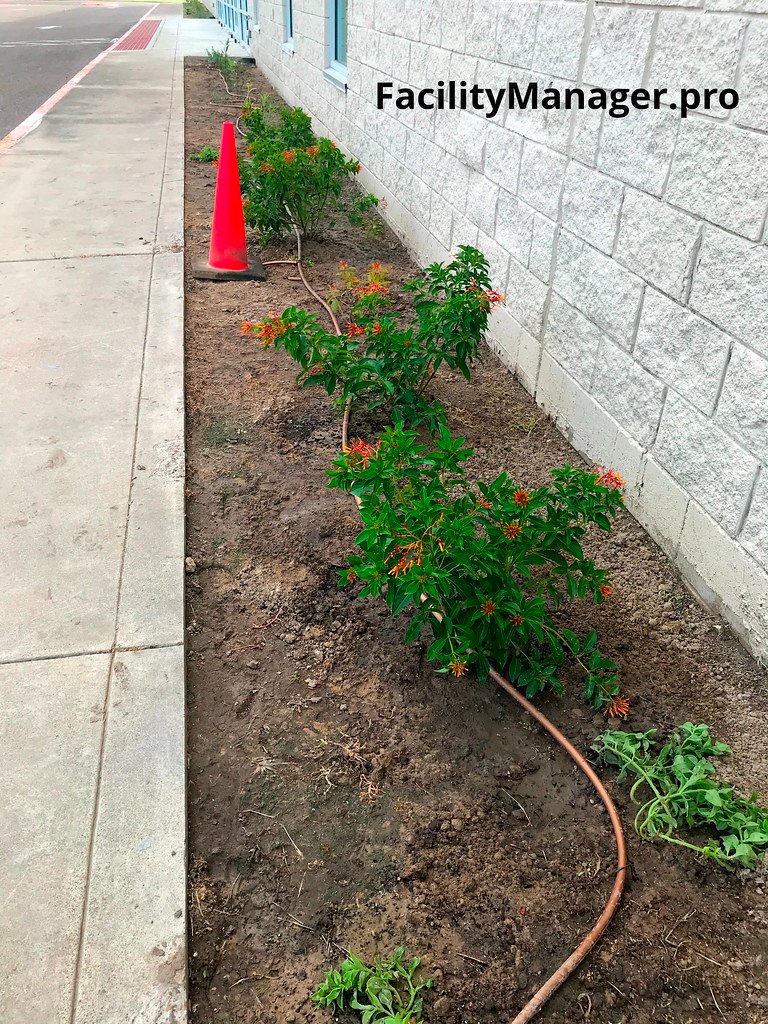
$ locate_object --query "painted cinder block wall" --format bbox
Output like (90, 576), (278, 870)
(246, 0), (768, 663)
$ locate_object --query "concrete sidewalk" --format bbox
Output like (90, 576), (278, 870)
(0, 8), (237, 1022)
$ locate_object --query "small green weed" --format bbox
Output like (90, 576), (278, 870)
(207, 43), (241, 87)
(202, 419), (245, 449)
(312, 946), (433, 1023)
(594, 723), (768, 869)
(189, 145), (218, 163)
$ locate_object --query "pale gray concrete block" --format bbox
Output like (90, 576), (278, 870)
(0, 655), (107, 1024)
(496, 190), (535, 265)
(570, 108), (603, 167)
(466, 170), (500, 235)
(419, 0), (444, 45)
(506, 72), (573, 154)
(429, 190), (454, 248)
(487, 304), (522, 370)
(553, 231), (644, 348)
(435, 110), (488, 171)
(518, 140), (567, 220)
(568, 389), (621, 466)
(678, 499), (768, 669)
(584, 7), (655, 87)
(476, 229), (511, 292)
(638, 456), (690, 555)
(485, 123), (523, 195)
(615, 189), (700, 300)
(599, 108), (679, 196)
(531, 2), (587, 80)
(441, 0), (469, 50)
(505, 256), (549, 337)
(561, 160), (623, 254)
(543, 293), (606, 389)
(535, 349), (579, 429)
(666, 120), (768, 240)
(635, 288), (731, 415)
(735, 22), (768, 131)
(451, 210), (480, 250)
(495, 0), (538, 67)
(689, 227), (768, 357)
(465, 0), (500, 58)
(609, 425), (646, 506)
(653, 392), (759, 533)
(651, 12), (745, 107)
(715, 345), (768, 466)
(741, 473), (768, 572)
(591, 340), (666, 447)
(73, 647), (186, 1024)
(516, 324), (543, 395)
(529, 213), (558, 283)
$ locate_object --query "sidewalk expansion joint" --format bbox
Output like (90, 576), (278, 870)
(0, 641), (184, 668)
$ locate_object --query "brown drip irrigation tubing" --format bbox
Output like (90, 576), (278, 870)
(268, 224), (628, 1022)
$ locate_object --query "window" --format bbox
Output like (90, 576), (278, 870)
(283, 0), (293, 44)
(326, 0), (347, 86)
(332, 0), (347, 65)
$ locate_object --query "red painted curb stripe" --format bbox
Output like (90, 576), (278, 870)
(0, 3), (159, 157)
(113, 18), (160, 51)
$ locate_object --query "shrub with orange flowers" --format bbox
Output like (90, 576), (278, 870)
(237, 99), (378, 242)
(327, 424), (626, 709)
(243, 246), (503, 432)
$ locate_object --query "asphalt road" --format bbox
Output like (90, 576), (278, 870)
(0, 0), (153, 137)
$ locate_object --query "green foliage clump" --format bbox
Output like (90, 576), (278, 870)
(189, 145), (218, 163)
(312, 947), (433, 1024)
(206, 44), (241, 86)
(242, 247), (503, 432)
(239, 99), (378, 241)
(327, 423), (624, 708)
(594, 723), (768, 869)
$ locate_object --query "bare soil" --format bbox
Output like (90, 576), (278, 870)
(184, 59), (768, 1024)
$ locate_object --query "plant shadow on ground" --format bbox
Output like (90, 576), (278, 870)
(184, 58), (768, 1024)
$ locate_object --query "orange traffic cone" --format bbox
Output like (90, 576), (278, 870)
(194, 121), (265, 281)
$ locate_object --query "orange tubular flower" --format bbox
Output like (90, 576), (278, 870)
(503, 521), (523, 540)
(356, 282), (390, 297)
(605, 696), (630, 719)
(513, 488), (531, 508)
(212, 159), (219, 168)
(509, 613), (524, 626)
(387, 540), (423, 577)
(370, 261), (382, 271)
(241, 321), (254, 334)
(480, 599), (496, 616)
(599, 584), (613, 598)
(450, 657), (468, 678)
(596, 467), (626, 491)
(282, 149), (296, 163)
(342, 437), (380, 470)
(346, 322), (366, 337)
(476, 496), (492, 510)
(371, 322), (382, 335)
(252, 314), (293, 348)
(259, 161), (274, 174)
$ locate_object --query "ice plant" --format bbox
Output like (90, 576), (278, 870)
(328, 423), (626, 709)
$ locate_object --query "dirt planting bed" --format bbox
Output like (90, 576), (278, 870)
(184, 58), (768, 1024)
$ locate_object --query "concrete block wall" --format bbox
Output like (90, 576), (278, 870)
(247, 0), (768, 664)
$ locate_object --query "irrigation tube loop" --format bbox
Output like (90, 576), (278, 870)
(269, 218), (628, 1022)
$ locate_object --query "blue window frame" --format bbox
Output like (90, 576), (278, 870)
(283, 0), (293, 44)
